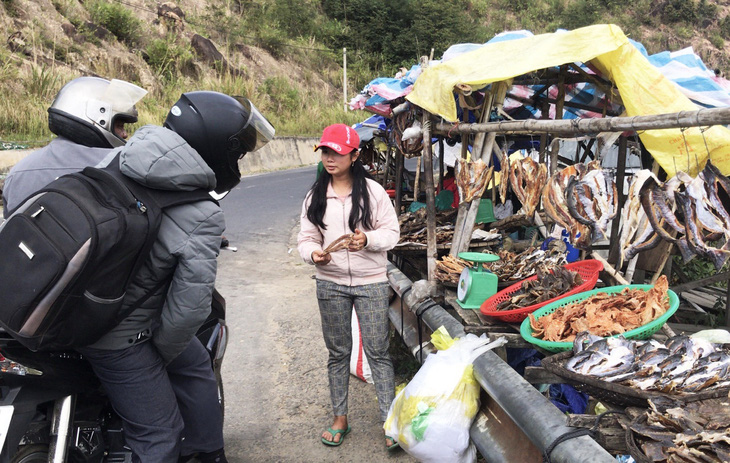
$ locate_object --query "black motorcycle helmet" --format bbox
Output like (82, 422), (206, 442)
(164, 91), (275, 194)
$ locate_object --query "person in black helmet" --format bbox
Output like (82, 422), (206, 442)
(2, 76), (147, 216)
(68, 91), (275, 463)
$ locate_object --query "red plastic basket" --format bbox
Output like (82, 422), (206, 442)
(479, 259), (603, 322)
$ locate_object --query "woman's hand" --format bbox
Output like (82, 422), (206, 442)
(312, 250), (332, 265)
(348, 229), (368, 252)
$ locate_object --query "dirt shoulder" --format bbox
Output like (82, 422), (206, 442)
(215, 226), (416, 462)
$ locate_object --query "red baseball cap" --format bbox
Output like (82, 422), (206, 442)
(315, 123), (360, 155)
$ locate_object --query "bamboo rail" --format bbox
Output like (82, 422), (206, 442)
(433, 106), (730, 135)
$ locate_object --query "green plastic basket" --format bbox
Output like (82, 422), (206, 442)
(519, 284), (680, 353)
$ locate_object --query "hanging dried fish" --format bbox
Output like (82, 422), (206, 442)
(509, 156), (548, 217)
(455, 158), (494, 203)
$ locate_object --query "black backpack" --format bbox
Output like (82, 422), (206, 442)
(0, 156), (215, 351)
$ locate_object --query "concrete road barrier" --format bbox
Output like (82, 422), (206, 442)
(0, 137), (321, 175)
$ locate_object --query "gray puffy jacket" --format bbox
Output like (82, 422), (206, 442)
(88, 125), (225, 363)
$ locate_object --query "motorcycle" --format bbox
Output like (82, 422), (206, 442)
(0, 289), (228, 463)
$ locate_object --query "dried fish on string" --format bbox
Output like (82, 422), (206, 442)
(625, 160), (730, 270)
(529, 275), (670, 343)
(455, 158), (494, 203)
(483, 247), (567, 282)
(565, 167), (618, 240)
(508, 156), (548, 217)
(619, 170), (661, 267)
(434, 255), (470, 285)
(495, 267), (584, 311)
(498, 151), (510, 204)
(542, 163), (593, 250)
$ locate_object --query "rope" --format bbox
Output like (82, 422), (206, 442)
(414, 301), (439, 364)
(542, 410), (627, 463)
(399, 287), (413, 349)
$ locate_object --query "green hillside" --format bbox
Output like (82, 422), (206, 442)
(1, 0), (729, 144)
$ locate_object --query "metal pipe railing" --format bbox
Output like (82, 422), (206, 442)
(386, 262), (615, 463)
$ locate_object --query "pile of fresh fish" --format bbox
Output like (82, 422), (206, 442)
(629, 397), (730, 462)
(542, 161), (618, 250)
(484, 247), (566, 282)
(565, 333), (730, 394)
(494, 267), (584, 311)
(620, 160), (730, 270)
(529, 276), (669, 342)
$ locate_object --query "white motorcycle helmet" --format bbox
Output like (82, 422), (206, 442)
(47, 76), (148, 148)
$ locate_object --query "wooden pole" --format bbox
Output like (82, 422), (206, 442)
(434, 106), (730, 136)
(414, 156), (421, 201)
(395, 148), (404, 213)
(591, 251), (629, 285)
(438, 138), (445, 191)
(422, 113), (438, 280)
(342, 48), (348, 112)
(382, 145), (391, 188)
(607, 136), (627, 265)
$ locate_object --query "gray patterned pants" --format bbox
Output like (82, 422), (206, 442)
(316, 279), (395, 421)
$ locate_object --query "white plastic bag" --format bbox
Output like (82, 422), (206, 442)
(349, 310), (373, 383)
(384, 327), (507, 463)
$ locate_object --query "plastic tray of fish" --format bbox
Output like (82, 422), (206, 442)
(480, 259), (602, 323)
(542, 336), (730, 408)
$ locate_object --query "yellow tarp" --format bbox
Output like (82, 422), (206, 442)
(406, 24), (730, 177)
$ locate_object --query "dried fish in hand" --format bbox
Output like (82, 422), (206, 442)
(322, 233), (354, 256)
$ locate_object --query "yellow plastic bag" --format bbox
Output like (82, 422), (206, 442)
(384, 328), (506, 463)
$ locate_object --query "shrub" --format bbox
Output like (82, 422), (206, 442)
(87, 0), (142, 46)
(144, 38), (193, 81)
(710, 33), (724, 50)
(261, 76), (300, 113)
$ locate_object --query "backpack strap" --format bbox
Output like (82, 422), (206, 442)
(84, 154), (217, 211)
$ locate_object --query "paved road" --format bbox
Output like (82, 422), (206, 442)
(214, 167), (416, 462)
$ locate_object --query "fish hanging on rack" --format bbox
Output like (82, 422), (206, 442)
(541, 162), (596, 250)
(498, 150), (510, 204)
(625, 160), (730, 270)
(565, 165), (618, 241)
(455, 158), (494, 203)
(508, 156), (548, 218)
(619, 170), (659, 267)
(638, 174), (694, 263)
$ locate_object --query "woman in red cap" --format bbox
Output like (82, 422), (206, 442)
(297, 123), (401, 450)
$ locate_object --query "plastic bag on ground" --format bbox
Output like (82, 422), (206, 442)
(349, 309), (373, 383)
(384, 327), (507, 463)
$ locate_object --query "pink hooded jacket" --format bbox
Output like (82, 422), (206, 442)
(297, 178), (400, 286)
